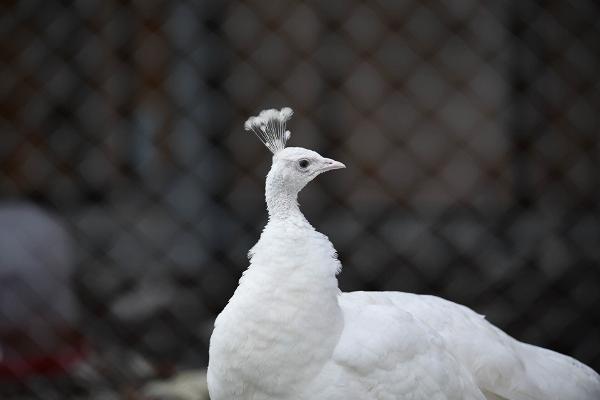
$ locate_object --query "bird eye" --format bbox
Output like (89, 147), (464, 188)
(298, 159), (310, 169)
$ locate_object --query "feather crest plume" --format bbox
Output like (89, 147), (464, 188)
(244, 107), (293, 154)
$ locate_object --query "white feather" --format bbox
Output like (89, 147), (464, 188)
(244, 107), (293, 154)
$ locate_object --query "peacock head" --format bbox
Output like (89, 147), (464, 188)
(245, 107), (345, 198)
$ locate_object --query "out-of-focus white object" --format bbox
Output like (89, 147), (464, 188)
(0, 202), (80, 370)
(143, 370), (209, 400)
(207, 108), (600, 400)
(0, 203), (76, 333)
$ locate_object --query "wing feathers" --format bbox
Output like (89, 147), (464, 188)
(340, 291), (600, 400)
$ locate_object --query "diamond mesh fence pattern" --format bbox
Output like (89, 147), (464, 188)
(1, 0), (599, 398)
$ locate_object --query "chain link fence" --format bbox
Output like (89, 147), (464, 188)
(1, 0), (599, 398)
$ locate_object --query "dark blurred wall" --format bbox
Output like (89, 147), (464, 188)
(1, 0), (599, 382)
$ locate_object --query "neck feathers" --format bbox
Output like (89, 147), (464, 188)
(265, 168), (302, 220)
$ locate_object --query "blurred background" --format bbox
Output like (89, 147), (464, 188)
(1, 0), (599, 398)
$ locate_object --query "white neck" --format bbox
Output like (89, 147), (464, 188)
(265, 169), (303, 220)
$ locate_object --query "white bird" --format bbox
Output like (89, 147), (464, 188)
(207, 107), (600, 400)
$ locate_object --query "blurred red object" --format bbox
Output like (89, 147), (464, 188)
(0, 330), (89, 380)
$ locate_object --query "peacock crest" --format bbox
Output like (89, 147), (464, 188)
(244, 107), (293, 154)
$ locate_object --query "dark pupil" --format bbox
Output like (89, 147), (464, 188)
(299, 159), (309, 168)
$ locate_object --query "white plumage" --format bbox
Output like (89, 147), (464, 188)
(208, 107), (600, 400)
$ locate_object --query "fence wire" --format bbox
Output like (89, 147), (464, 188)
(1, 0), (599, 398)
